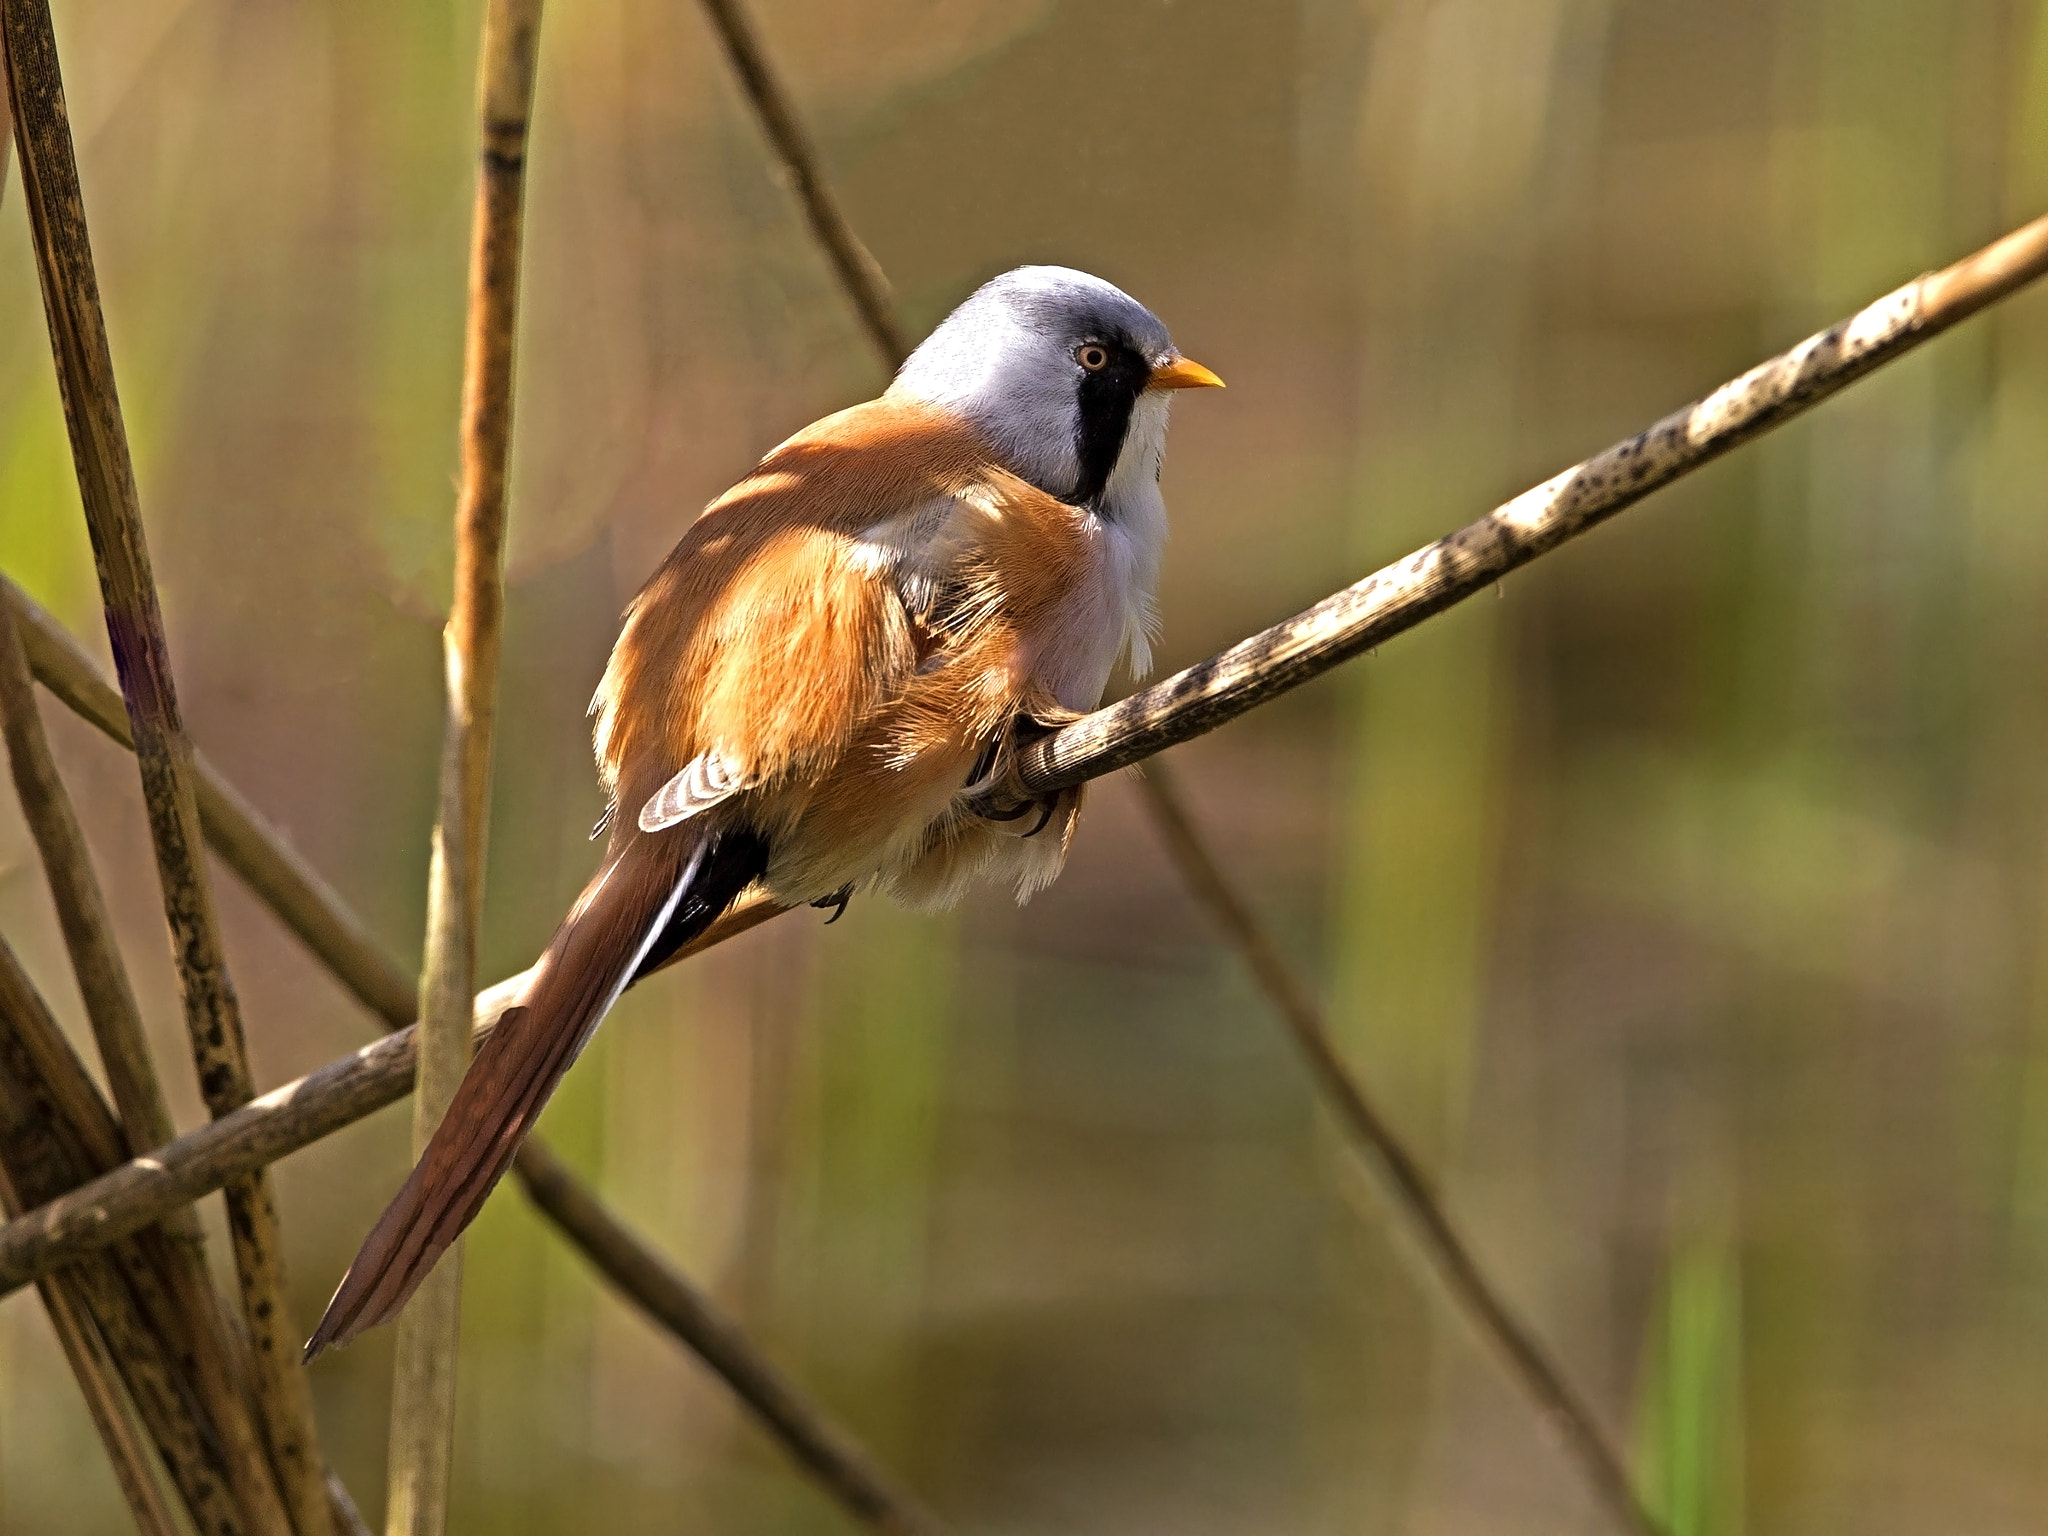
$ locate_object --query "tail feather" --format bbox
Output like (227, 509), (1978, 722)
(305, 826), (765, 1358)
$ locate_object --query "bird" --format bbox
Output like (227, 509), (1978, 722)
(305, 266), (1222, 1357)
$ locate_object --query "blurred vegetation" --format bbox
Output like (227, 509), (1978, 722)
(4, 0), (2048, 1531)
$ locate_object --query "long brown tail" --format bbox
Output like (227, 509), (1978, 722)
(305, 825), (767, 1358)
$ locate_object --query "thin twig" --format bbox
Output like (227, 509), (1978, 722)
(1136, 763), (1660, 1536)
(383, 5), (543, 1531)
(696, 0), (907, 365)
(0, 6), (333, 1530)
(0, 586), (302, 1534)
(512, 1141), (949, 1536)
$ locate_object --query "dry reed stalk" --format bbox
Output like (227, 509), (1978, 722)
(0, 933), (248, 1535)
(381, 4), (543, 1531)
(32, 1268), (192, 1536)
(0, 588), (306, 1534)
(1, 3), (333, 1528)
(512, 1142), (950, 1536)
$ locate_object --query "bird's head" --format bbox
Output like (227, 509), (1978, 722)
(889, 266), (1222, 516)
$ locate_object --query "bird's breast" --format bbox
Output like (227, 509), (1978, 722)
(1027, 490), (1166, 712)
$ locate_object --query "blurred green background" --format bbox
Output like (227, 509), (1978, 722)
(4, 0), (2048, 1531)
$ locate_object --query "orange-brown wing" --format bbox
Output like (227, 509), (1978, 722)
(592, 397), (1089, 826)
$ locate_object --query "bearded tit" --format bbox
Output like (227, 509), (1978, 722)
(307, 265), (1222, 1356)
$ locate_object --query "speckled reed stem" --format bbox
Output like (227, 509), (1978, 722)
(1011, 217), (2048, 796)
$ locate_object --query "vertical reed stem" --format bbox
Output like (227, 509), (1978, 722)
(382, 3), (542, 1532)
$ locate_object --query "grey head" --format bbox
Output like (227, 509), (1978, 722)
(889, 266), (1216, 512)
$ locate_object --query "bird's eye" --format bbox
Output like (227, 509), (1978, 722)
(1076, 343), (1110, 372)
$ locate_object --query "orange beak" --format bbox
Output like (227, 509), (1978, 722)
(1147, 355), (1226, 392)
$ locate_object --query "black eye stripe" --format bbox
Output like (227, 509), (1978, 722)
(1071, 338), (1150, 508)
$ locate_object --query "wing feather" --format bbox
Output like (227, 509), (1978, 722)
(639, 749), (749, 831)
(589, 396), (1099, 905)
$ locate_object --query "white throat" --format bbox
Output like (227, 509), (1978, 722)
(1027, 393), (1170, 707)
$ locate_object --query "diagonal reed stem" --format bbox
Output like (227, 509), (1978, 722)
(1136, 762), (1660, 1536)
(0, 931), (250, 1535)
(381, 4), (542, 1532)
(32, 1267), (191, 1536)
(1, 4), (333, 1529)
(0, 585), (174, 1155)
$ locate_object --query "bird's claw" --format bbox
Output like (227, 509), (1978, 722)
(965, 710), (1074, 829)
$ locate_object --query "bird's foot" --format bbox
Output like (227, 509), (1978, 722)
(977, 793), (1060, 837)
(811, 885), (854, 924)
(966, 711), (1077, 839)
